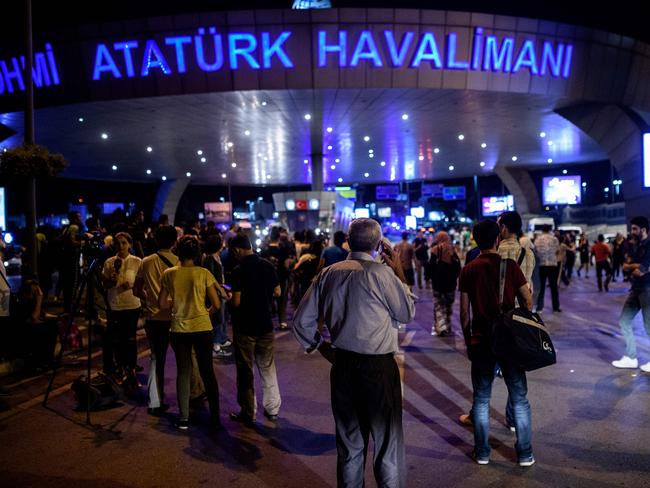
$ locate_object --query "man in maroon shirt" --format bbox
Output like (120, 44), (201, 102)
(591, 234), (612, 292)
(459, 219), (535, 467)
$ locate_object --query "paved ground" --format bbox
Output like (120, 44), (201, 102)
(1, 273), (649, 488)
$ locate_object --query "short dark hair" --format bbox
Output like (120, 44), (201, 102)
(631, 216), (649, 233)
(203, 234), (223, 254)
(598, 234), (605, 242)
(229, 234), (252, 250)
(333, 230), (346, 247)
(401, 231), (409, 240)
(176, 235), (201, 261)
(154, 225), (178, 250)
(114, 231), (133, 245)
(472, 219), (500, 251)
(498, 211), (522, 235)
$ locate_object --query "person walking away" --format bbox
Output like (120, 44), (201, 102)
(261, 227), (294, 329)
(293, 239), (324, 301)
(591, 234), (613, 292)
(134, 225), (178, 415)
(321, 230), (349, 268)
(576, 235), (590, 278)
(612, 233), (626, 281)
(563, 234), (577, 284)
(534, 225), (561, 313)
(459, 219), (535, 467)
(201, 234), (232, 357)
(101, 232), (142, 377)
(612, 217), (650, 371)
(429, 231), (460, 336)
(395, 232), (415, 291)
(413, 230), (430, 289)
(293, 218), (416, 488)
(159, 235), (222, 430)
(228, 235), (282, 424)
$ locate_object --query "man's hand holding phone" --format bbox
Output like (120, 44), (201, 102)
(380, 238), (408, 284)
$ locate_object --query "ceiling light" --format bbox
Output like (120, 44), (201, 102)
(331, 165), (336, 169)
(200, 157), (206, 163)
(261, 101), (267, 106)
(244, 130), (251, 136)
(266, 174), (272, 179)
(231, 162), (237, 168)
(364, 172), (369, 178)
(161, 176), (167, 181)
(186, 172), (191, 177)
(512, 156), (518, 162)
(604, 187), (610, 192)
(304, 113), (312, 120)
(458, 134), (464, 140)
(547, 158), (553, 163)
(263, 157), (268, 161)
(369, 149), (374, 153)
(227, 141), (233, 148)
(369, 154), (374, 158)
(418, 155), (424, 161)
(326, 127), (333, 133)
(380, 161), (386, 167)
(401, 114), (409, 120)
(146, 169), (152, 174)
(335, 158), (340, 163)
(111, 164), (117, 170)
(562, 169), (568, 174)
(539, 132), (546, 138)
(221, 173), (227, 178)
(434, 148), (440, 153)
(480, 161), (485, 167)
(327, 145), (333, 150)
(338, 177), (343, 183)
(303, 159), (309, 164)
(448, 165), (454, 171)
(197, 150), (203, 156)
(481, 143), (487, 148)
(547, 140), (554, 146)
(101, 133), (108, 140)
(258, 153), (264, 157)
(78, 117), (84, 122)
(363, 136), (370, 142)
(146, 146), (152, 152)
(581, 182), (587, 187)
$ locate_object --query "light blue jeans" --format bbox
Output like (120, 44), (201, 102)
(471, 356), (533, 461)
(619, 288), (650, 359)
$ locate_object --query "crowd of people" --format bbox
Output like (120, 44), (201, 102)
(2, 207), (650, 487)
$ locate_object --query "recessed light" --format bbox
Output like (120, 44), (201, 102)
(331, 165), (336, 169)
(146, 146), (153, 152)
(186, 172), (191, 177)
(78, 117), (84, 122)
(244, 130), (251, 136)
(338, 177), (343, 183)
(304, 113), (312, 120)
(401, 114), (409, 120)
(303, 159), (309, 164)
(266, 174), (272, 179)
(261, 101), (267, 106)
(369, 154), (374, 158)
(197, 150), (203, 155)
(512, 156), (518, 162)
(335, 158), (340, 163)
(458, 134), (464, 140)
(363, 136), (370, 142)
(161, 176), (167, 181)
(418, 155), (424, 161)
(448, 165), (454, 171)
(326, 127), (333, 133)
(481, 143), (487, 148)
(111, 164), (117, 170)
(480, 161), (485, 167)
(327, 145), (333, 150)
(200, 157), (206, 163)
(380, 161), (386, 166)
(101, 133), (108, 140)
(434, 148), (440, 154)
(221, 173), (227, 178)
(562, 169), (568, 174)
(231, 162), (237, 168)
(364, 172), (369, 178)
(539, 132), (546, 138)
(547, 140), (554, 146)
(369, 149), (374, 153)
(146, 169), (152, 174)
(227, 141), (233, 148)
(547, 158), (553, 163)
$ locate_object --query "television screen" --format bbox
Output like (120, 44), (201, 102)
(542, 176), (582, 205)
(443, 186), (466, 201)
(644, 133), (650, 187)
(102, 202), (124, 215)
(377, 207), (392, 218)
(481, 195), (515, 216)
(376, 185), (400, 200)
(421, 183), (444, 198)
(354, 208), (370, 218)
(428, 211), (445, 221)
(410, 207), (425, 218)
(405, 215), (417, 230)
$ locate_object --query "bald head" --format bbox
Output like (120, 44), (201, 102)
(348, 218), (382, 253)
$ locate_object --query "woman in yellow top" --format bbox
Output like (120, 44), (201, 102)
(159, 235), (222, 430)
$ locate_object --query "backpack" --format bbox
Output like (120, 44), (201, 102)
(429, 247), (461, 292)
(71, 372), (123, 410)
(491, 259), (557, 371)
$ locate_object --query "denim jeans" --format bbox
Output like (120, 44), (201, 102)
(471, 355), (533, 461)
(211, 299), (229, 345)
(619, 288), (650, 359)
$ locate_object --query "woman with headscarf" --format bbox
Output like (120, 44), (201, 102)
(429, 231), (461, 336)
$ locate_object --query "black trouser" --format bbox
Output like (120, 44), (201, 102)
(331, 349), (405, 488)
(144, 320), (171, 408)
(537, 265), (560, 311)
(276, 277), (288, 324)
(170, 331), (220, 422)
(103, 308), (140, 373)
(596, 261), (612, 291)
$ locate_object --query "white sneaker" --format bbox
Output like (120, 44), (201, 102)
(519, 457), (535, 467)
(612, 356), (638, 369)
(430, 329), (438, 336)
(640, 362), (650, 373)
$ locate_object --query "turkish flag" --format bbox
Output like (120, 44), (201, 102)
(295, 200), (308, 210)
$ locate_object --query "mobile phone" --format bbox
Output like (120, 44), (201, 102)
(222, 284), (232, 291)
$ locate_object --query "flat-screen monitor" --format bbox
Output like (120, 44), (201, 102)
(377, 207), (392, 218)
(481, 195), (515, 216)
(102, 202), (124, 215)
(376, 185), (400, 200)
(443, 186), (466, 201)
(336, 186), (357, 200)
(542, 176), (582, 205)
(421, 183), (444, 198)
(354, 208), (370, 219)
(644, 133), (650, 187)
(405, 215), (417, 230)
(428, 211), (445, 221)
(410, 207), (425, 218)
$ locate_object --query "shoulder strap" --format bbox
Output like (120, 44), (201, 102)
(0, 268), (10, 291)
(156, 252), (174, 268)
(517, 247), (526, 266)
(498, 259), (507, 309)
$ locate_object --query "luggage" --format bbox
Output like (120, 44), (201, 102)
(71, 372), (122, 410)
(491, 259), (557, 371)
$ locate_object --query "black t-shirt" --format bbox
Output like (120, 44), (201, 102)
(230, 254), (279, 336)
(413, 237), (429, 261)
(261, 243), (292, 280)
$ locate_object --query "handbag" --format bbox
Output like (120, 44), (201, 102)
(491, 259), (557, 371)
